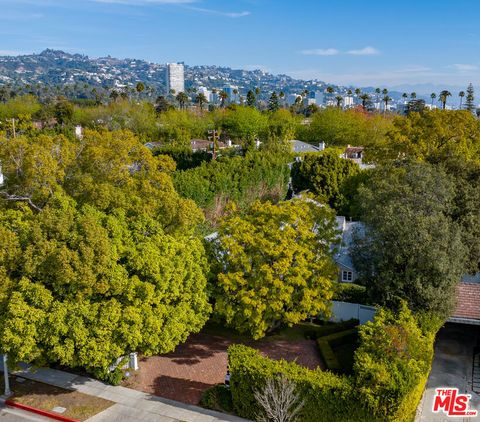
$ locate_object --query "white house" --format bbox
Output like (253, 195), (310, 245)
(334, 216), (365, 283)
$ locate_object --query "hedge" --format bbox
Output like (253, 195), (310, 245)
(303, 319), (358, 340)
(228, 344), (377, 422)
(317, 328), (358, 373)
(228, 304), (436, 422)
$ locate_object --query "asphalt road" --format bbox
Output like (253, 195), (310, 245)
(0, 403), (51, 421)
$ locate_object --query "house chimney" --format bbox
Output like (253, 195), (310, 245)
(319, 141), (325, 151)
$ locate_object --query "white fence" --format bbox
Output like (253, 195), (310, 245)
(330, 301), (376, 325)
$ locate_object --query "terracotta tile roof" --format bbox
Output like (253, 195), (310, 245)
(452, 282), (480, 321)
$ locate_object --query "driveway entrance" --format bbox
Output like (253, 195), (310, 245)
(418, 323), (480, 421)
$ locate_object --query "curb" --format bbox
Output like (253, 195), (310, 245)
(5, 399), (80, 422)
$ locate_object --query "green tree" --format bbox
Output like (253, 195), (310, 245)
(219, 91), (229, 108)
(439, 90), (451, 109)
(375, 109), (480, 163)
(465, 83), (475, 112)
(458, 91), (465, 109)
(211, 197), (338, 339)
(175, 92), (189, 110)
(246, 90), (256, 107)
(268, 92), (280, 112)
(135, 82), (145, 95)
(351, 163), (467, 318)
(291, 150), (360, 212)
(335, 95), (343, 108)
(359, 94), (370, 110)
(354, 302), (436, 416)
(195, 93), (208, 111)
(430, 92), (436, 106)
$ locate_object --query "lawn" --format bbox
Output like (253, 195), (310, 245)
(2, 374), (114, 421)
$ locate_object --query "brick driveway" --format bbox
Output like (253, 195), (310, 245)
(127, 333), (324, 405)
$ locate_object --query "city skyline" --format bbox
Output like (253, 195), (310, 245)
(1, 0), (480, 91)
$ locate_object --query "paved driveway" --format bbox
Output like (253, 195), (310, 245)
(418, 323), (480, 421)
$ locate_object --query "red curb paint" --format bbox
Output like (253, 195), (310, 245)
(5, 399), (80, 422)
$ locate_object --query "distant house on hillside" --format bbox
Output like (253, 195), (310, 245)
(334, 216), (365, 283)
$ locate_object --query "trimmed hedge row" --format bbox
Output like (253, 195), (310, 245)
(228, 305), (437, 422)
(228, 344), (376, 422)
(317, 328), (358, 373)
(303, 318), (358, 340)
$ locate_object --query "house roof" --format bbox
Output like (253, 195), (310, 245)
(290, 140), (320, 153)
(190, 139), (227, 149)
(345, 146), (364, 154)
(452, 281), (480, 322)
(333, 217), (365, 271)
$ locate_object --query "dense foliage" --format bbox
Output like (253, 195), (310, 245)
(0, 129), (211, 380)
(351, 163), (467, 318)
(174, 152), (291, 220)
(291, 150), (361, 213)
(228, 304), (437, 421)
(211, 197), (338, 339)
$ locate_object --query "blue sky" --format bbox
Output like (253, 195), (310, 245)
(1, 0), (480, 90)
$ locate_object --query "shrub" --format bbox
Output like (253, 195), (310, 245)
(333, 283), (368, 304)
(200, 384), (233, 413)
(228, 344), (375, 422)
(303, 319), (358, 340)
(228, 304), (436, 422)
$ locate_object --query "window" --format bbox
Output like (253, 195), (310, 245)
(342, 271), (353, 282)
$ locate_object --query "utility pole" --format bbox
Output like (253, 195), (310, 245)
(3, 354), (11, 397)
(208, 129), (219, 160)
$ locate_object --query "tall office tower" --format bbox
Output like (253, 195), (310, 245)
(166, 63), (185, 94)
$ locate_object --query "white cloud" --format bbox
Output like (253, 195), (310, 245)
(91, 0), (195, 4)
(448, 63), (478, 71)
(346, 46), (379, 56)
(0, 50), (29, 56)
(300, 46), (379, 57)
(300, 48), (339, 56)
(184, 6), (250, 18)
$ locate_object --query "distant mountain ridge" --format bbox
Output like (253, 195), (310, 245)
(0, 49), (330, 97)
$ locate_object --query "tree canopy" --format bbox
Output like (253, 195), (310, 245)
(210, 197), (338, 339)
(291, 150), (361, 213)
(351, 163), (467, 318)
(0, 129), (210, 380)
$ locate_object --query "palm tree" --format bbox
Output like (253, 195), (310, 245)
(347, 89), (353, 96)
(232, 88), (239, 103)
(195, 92), (208, 110)
(359, 93), (370, 110)
(354, 88), (361, 96)
(335, 95), (343, 108)
(459, 91), (465, 109)
(402, 92), (408, 102)
(430, 93), (436, 106)
(326, 86), (334, 94)
(410, 92), (417, 99)
(375, 87), (381, 105)
(176, 91), (189, 110)
(219, 90), (229, 108)
(383, 95), (392, 114)
(439, 90), (452, 109)
(279, 91), (285, 107)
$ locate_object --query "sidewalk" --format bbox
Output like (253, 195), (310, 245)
(11, 364), (249, 422)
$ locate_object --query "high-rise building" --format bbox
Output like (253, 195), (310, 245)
(166, 63), (184, 94)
